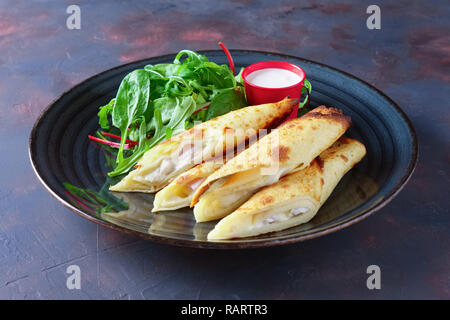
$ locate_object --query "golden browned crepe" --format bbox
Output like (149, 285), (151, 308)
(110, 97), (298, 193)
(208, 137), (366, 239)
(191, 106), (352, 222)
(152, 160), (223, 212)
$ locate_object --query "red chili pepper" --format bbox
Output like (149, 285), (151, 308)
(100, 131), (138, 146)
(218, 41), (235, 76)
(88, 135), (132, 149)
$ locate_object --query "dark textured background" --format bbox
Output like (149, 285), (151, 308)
(1, 0), (449, 299)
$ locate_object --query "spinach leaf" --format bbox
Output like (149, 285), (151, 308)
(206, 87), (246, 120)
(109, 116), (151, 177)
(112, 69), (150, 163)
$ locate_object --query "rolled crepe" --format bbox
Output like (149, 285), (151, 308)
(152, 160), (223, 212)
(208, 137), (366, 239)
(191, 106), (352, 222)
(110, 97), (298, 193)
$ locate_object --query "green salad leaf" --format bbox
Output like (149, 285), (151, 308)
(98, 99), (115, 130)
(112, 69), (150, 165)
(206, 87), (246, 120)
(108, 117), (151, 177)
(297, 79), (313, 116)
(95, 49), (247, 177)
(63, 181), (128, 216)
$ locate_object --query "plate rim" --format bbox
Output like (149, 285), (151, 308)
(28, 49), (418, 249)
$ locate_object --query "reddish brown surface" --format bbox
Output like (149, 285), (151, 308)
(0, 0), (449, 299)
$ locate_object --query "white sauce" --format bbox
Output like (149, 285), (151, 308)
(246, 68), (302, 88)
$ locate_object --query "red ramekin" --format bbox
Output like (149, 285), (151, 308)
(242, 61), (306, 119)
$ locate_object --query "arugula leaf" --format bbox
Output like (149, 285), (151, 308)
(151, 97), (178, 124)
(164, 76), (193, 97)
(234, 67), (245, 85)
(173, 50), (209, 79)
(298, 78), (313, 116)
(196, 62), (236, 89)
(164, 96), (197, 137)
(98, 99), (115, 129)
(173, 50), (208, 66)
(145, 63), (180, 77)
(149, 96), (197, 143)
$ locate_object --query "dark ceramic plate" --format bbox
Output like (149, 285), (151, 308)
(29, 50), (417, 249)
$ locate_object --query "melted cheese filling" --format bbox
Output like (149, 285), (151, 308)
(206, 168), (288, 208)
(248, 206), (311, 231)
(136, 144), (196, 184)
